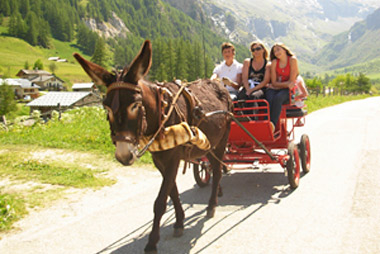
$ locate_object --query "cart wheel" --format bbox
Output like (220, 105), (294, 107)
(299, 134), (311, 173)
(193, 160), (211, 187)
(287, 142), (300, 189)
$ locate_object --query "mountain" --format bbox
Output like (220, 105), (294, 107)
(0, 0), (241, 83)
(314, 7), (380, 70)
(164, 0), (380, 65)
(1, 0), (380, 79)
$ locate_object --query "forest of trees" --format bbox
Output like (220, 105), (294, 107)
(305, 73), (372, 94)
(1, 0), (79, 47)
(0, 0), (246, 81)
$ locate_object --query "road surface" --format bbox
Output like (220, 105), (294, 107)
(1, 97), (380, 254)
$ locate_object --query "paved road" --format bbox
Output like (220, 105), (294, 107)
(1, 97), (380, 254)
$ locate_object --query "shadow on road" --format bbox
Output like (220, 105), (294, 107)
(96, 169), (301, 254)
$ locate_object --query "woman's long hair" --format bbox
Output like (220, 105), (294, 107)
(270, 42), (294, 61)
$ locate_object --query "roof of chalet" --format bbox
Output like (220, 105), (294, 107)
(16, 69), (52, 77)
(72, 83), (95, 89)
(26, 92), (92, 107)
(30, 75), (65, 83)
(0, 78), (41, 89)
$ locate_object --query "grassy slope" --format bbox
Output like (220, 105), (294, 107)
(325, 56), (380, 77)
(0, 33), (91, 88)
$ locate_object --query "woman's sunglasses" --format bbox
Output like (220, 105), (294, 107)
(251, 47), (262, 52)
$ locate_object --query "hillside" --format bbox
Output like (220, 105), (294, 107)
(314, 7), (380, 71)
(0, 0), (247, 84)
(0, 35), (91, 86)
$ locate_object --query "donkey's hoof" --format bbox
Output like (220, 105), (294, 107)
(173, 227), (184, 237)
(144, 245), (157, 254)
(206, 208), (215, 218)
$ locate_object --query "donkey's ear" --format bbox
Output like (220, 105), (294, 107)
(123, 40), (152, 83)
(73, 53), (115, 86)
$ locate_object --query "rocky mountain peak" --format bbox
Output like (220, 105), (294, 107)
(83, 12), (130, 38)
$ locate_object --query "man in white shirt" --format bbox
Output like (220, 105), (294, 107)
(211, 42), (243, 100)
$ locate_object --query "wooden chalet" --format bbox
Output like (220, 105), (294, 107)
(0, 78), (40, 100)
(16, 69), (65, 91)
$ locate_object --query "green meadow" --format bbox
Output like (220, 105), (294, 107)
(0, 35), (90, 88)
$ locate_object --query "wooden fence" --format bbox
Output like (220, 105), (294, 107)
(308, 86), (366, 97)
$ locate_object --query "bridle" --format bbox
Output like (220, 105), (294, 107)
(106, 81), (146, 149)
(107, 81), (141, 94)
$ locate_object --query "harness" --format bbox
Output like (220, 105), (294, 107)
(106, 80), (209, 158)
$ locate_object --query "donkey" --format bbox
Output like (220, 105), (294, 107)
(73, 40), (232, 253)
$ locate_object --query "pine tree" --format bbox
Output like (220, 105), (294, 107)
(0, 83), (17, 116)
(91, 37), (107, 67)
(174, 38), (188, 80)
(185, 40), (196, 81)
(37, 19), (51, 48)
(158, 41), (169, 81)
(165, 39), (176, 80)
(30, 0), (42, 17)
(8, 10), (26, 38)
(0, 0), (11, 16)
(193, 42), (205, 79)
(204, 55), (213, 79)
(19, 0), (30, 18)
(8, 12), (17, 36)
(149, 38), (160, 80)
(25, 11), (38, 46)
(9, 0), (19, 15)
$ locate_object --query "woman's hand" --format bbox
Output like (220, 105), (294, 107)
(288, 81), (295, 90)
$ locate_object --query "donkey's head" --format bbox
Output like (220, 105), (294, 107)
(73, 40), (152, 166)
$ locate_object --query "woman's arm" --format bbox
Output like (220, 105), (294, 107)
(241, 58), (250, 91)
(235, 72), (242, 88)
(270, 59), (282, 88)
(288, 57), (298, 89)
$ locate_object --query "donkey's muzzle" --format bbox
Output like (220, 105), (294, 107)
(115, 142), (137, 166)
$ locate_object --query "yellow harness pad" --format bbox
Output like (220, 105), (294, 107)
(140, 122), (210, 152)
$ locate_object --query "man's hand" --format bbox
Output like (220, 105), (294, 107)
(222, 77), (232, 86)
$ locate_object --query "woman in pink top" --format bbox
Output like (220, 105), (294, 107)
(265, 43), (299, 131)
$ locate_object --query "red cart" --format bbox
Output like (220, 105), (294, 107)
(193, 97), (311, 189)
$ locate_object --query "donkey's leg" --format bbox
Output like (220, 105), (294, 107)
(205, 128), (230, 218)
(144, 178), (173, 253)
(169, 183), (185, 237)
(205, 152), (223, 218)
(144, 159), (180, 253)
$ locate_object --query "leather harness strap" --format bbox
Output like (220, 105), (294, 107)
(107, 81), (141, 94)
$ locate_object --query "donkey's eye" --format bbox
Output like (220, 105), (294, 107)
(104, 105), (114, 123)
(127, 102), (141, 119)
